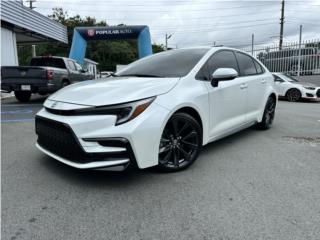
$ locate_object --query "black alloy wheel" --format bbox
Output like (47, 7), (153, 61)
(286, 88), (301, 102)
(257, 96), (276, 130)
(158, 112), (202, 171)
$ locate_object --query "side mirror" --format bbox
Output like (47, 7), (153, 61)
(80, 69), (86, 73)
(211, 68), (238, 87)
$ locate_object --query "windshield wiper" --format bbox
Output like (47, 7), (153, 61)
(117, 74), (162, 78)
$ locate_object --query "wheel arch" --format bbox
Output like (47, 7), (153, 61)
(285, 87), (302, 97)
(61, 78), (70, 84)
(175, 107), (203, 129)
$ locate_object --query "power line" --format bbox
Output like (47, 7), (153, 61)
(150, 20), (277, 32)
(151, 23), (278, 35)
(35, 9), (279, 22)
(35, 3), (279, 13)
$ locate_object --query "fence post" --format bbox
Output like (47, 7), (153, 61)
(251, 34), (254, 56)
(297, 25), (302, 76)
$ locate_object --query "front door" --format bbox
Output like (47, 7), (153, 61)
(197, 50), (247, 138)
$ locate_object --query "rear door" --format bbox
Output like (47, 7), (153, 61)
(197, 50), (247, 138)
(235, 52), (267, 121)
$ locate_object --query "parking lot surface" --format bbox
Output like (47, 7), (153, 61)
(1, 96), (320, 240)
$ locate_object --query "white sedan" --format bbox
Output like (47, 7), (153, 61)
(273, 72), (320, 102)
(35, 47), (276, 172)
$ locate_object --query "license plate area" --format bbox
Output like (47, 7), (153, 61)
(21, 85), (31, 91)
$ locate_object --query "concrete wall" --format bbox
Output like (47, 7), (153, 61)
(1, 27), (18, 66)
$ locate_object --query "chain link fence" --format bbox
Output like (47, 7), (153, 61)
(241, 39), (320, 76)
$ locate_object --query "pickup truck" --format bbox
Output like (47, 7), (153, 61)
(1, 56), (94, 102)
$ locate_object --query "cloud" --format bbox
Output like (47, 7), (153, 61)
(33, 0), (320, 48)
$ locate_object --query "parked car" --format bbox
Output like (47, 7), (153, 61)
(35, 47), (277, 172)
(259, 47), (320, 75)
(273, 72), (320, 102)
(100, 71), (114, 78)
(1, 56), (94, 102)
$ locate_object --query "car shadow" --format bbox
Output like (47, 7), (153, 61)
(38, 126), (259, 186)
(1, 94), (48, 105)
(39, 155), (153, 187)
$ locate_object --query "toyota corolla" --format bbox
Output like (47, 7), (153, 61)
(35, 47), (277, 171)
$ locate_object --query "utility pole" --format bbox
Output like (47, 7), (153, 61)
(279, 0), (285, 50)
(165, 34), (172, 51)
(26, 0), (37, 57)
(26, 0), (36, 9)
(251, 34), (254, 56)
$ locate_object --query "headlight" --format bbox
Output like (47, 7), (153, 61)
(45, 97), (156, 125)
(304, 86), (316, 90)
(111, 97), (156, 125)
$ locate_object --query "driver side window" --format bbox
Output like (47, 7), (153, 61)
(196, 50), (239, 81)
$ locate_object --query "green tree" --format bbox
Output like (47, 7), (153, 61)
(17, 8), (164, 71)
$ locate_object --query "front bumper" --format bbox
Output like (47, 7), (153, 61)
(35, 101), (170, 170)
(302, 88), (320, 100)
(36, 143), (130, 170)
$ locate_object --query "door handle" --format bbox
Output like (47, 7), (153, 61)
(261, 79), (266, 84)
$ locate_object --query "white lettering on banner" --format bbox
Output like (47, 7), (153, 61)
(95, 29), (133, 35)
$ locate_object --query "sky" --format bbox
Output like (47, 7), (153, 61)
(28, 0), (320, 49)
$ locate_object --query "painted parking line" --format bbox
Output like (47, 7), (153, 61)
(1, 109), (33, 114)
(1, 104), (43, 107)
(1, 118), (34, 123)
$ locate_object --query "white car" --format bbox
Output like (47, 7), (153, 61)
(35, 47), (277, 172)
(273, 72), (320, 102)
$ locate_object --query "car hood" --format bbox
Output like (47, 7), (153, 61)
(48, 77), (180, 106)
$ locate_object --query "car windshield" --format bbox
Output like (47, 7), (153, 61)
(116, 48), (209, 78)
(281, 73), (299, 82)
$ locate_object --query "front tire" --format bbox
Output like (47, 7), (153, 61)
(286, 88), (301, 102)
(257, 96), (276, 130)
(14, 91), (31, 102)
(157, 112), (202, 172)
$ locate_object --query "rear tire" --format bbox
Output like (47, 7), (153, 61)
(14, 91), (31, 102)
(157, 112), (202, 172)
(257, 96), (276, 130)
(61, 80), (70, 88)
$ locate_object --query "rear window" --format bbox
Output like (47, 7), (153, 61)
(30, 58), (66, 69)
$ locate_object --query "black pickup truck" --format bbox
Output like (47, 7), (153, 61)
(1, 56), (94, 102)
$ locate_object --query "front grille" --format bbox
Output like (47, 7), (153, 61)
(317, 89), (320, 98)
(35, 117), (131, 163)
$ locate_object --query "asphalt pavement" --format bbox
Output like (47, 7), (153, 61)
(1, 95), (320, 240)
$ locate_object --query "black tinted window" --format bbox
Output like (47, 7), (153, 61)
(196, 50), (239, 80)
(253, 59), (264, 74)
(273, 74), (283, 82)
(30, 58), (66, 69)
(236, 52), (257, 76)
(117, 48), (209, 78)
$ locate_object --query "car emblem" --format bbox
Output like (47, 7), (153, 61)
(51, 101), (58, 108)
